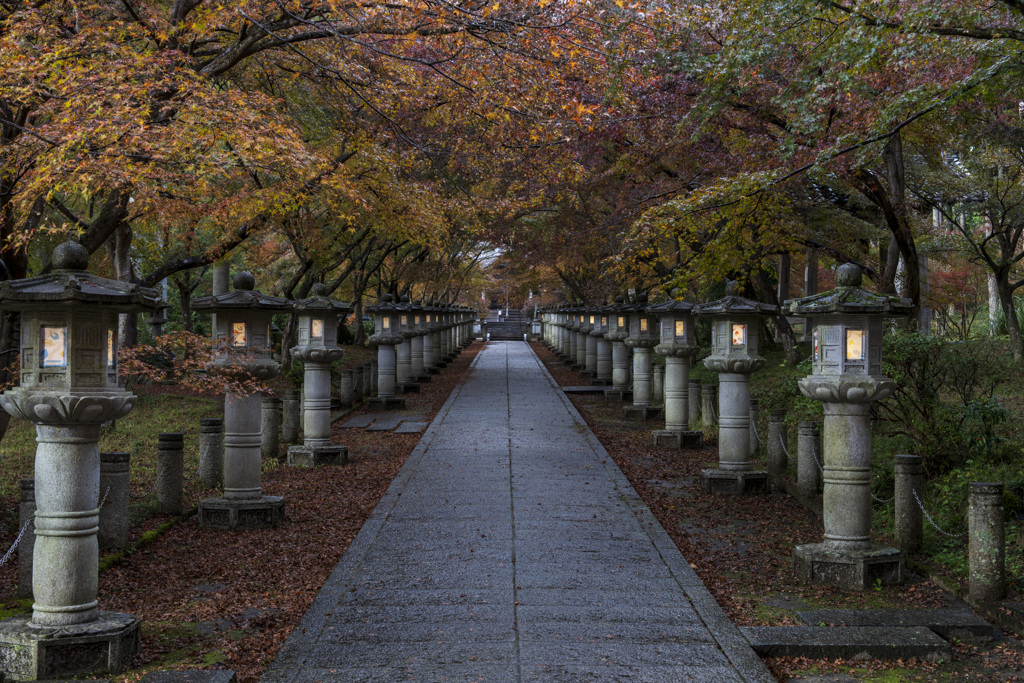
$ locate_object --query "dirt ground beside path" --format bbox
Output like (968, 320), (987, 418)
(530, 341), (1024, 682)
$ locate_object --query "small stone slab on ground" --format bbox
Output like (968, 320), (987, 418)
(394, 421), (429, 434)
(365, 416), (407, 431)
(796, 608), (995, 643)
(741, 626), (952, 662)
(562, 385), (606, 394)
(339, 414), (377, 429)
(139, 672), (237, 683)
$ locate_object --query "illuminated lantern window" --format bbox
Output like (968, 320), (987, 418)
(589, 315), (595, 324)
(232, 322), (247, 347)
(311, 319), (323, 339)
(846, 329), (865, 361)
(675, 320), (686, 337)
(383, 317), (391, 330)
(401, 314), (408, 326)
(640, 318), (648, 332)
(602, 316), (607, 327)
(731, 324), (746, 346)
(40, 326), (67, 367)
(414, 315), (420, 325)
(813, 327), (820, 361)
(107, 329), (114, 366)
(618, 316), (625, 328)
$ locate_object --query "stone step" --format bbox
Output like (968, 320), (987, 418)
(795, 608), (995, 643)
(140, 672), (237, 683)
(741, 626), (951, 662)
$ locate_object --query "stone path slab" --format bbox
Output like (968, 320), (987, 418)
(262, 341), (773, 683)
(364, 416), (406, 431)
(338, 414), (377, 429)
(796, 607), (995, 643)
(741, 625), (952, 662)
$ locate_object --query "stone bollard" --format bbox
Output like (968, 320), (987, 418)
(199, 418), (224, 489)
(283, 389), (301, 444)
(18, 479), (34, 599)
(157, 433), (184, 516)
(339, 369), (354, 408)
(767, 411), (787, 477)
(652, 364), (665, 405)
(701, 384), (717, 428)
(688, 379), (701, 428)
(894, 455), (924, 554)
(261, 396), (282, 460)
(366, 361), (376, 397)
(351, 366), (364, 401)
(749, 399), (761, 456)
(969, 482), (1005, 603)
(99, 452), (131, 548)
(797, 420), (821, 499)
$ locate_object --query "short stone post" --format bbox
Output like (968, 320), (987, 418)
(261, 396), (282, 460)
(652, 364), (664, 405)
(749, 399), (761, 456)
(894, 455), (923, 554)
(688, 379), (701, 428)
(282, 389), (301, 444)
(99, 452), (131, 548)
(18, 479), (34, 599)
(157, 433), (184, 516)
(767, 411), (787, 477)
(339, 369), (355, 408)
(969, 482), (1005, 602)
(701, 384), (717, 428)
(368, 361), (377, 396)
(199, 418), (224, 489)
(797, 420), (821, 498)
(351, 366), (364, 401)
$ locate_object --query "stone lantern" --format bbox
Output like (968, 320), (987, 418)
(366, 294), (406, 410)
(192, 272), (288, 529)
(287, 284), (352, 468)
(590, 304), (613, 386)
(409, 302), (431, 383)
(0, 242), (159, 680)
(650, 292), (703, 449)
(694, 282), (777, 495)
(603, 296), (633, 401)
(623, 294), (662, 421)
(393, 296), (420, 394)
(580, 306), (597, 378)
(785, 264), (912, 588)
(421, 301), (439, 375)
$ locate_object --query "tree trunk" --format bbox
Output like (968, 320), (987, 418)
(996, 274), (1024, 362)
(107, 223), (139, 347)
(754, 269), (801, 365)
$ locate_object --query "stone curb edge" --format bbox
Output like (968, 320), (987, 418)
(526, 345), (777, 683)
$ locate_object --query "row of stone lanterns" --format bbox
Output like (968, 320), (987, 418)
(367, 295), (475, 410)
(539, 265), (912, 590)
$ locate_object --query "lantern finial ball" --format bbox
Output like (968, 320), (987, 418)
(836, 263), (863, 287)
(671, 288), (681, 299)
(725, 280), (738, 296)
(53, 241), (89, 271)
(233, 272), (255, 291)
(615, 294), (624, 304)
(311, 283), (327, 296)
(400, 295), (410, 303)
(637, 293), (648, 304)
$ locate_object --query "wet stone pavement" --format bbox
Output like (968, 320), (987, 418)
(262, 342), (774, 682)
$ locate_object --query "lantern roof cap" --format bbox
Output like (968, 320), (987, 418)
(0, 241), (162, 313)
(784, 265), (913, 316)
(366, 293), (401, 313)
(291, 283), (353, 314)
(648, 289), (696, 313)
(694, 281), (777, 317)
(191, 271), (289, 312)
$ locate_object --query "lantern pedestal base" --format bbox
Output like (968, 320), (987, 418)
(396, 382), (420, 394)
(413, 374), (431, 384)
(793, 542), (903, 590)
(287, 445), (347, 468)
(570, 363), (584, 372)
(603, 389), (633, 403)
(623, 405), (664, 422)
(699, 468), (770, 496)
(368, 397), (406, 411)
(579, 370), (596, 379)
(0, 611), (139, 681)
(652, 430), (704, 450)
(426, 367), (441, 376)
(198, 495), (285, 530)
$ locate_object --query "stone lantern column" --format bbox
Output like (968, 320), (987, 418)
(422, 305), (437, 375)
(604, 296), (633, 402)
(429, 302), (444, 370)
(574, 307), (588, 370)
(624, 294), (662, 421)
(651, 295), (703, 449)
(593, 306), (613, 386)
(410, 304), (431, 383)
(566, 308), (579, 367)
(786, 264), (912, 588)
(0, 242), (161, 679)
(367, 294), (407, 410)
(695, 282), (777, 495)
(193, 272), (288, 530)
(581, 308), (597, 378)
(287, 284), (351, 467)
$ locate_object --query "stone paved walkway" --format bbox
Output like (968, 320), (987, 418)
(262, 342), (774, 682)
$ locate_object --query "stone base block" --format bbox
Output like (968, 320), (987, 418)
(141, 670), (238, 683)
(367, 397), (406, 411)
(652, 430), (704, 449)
(741, 625), (950, 662)
(413, 374), (431, 384)
(0, 611), (139, 681)
(287, 445), (347, 467)
(699, 468), (770, 496)
(793, 542), (903, 589)
(603, 389), (633, 403)
(570, 364), (584, 372)
(623, 405), (664, 422)
(198, 495), (285, 530)
(579, 370), (595, 379)
(396, 382), (420, 394)
(436, 361), (449, 369)
(589, 378), (613, 386)
(426, 367), (440, 375)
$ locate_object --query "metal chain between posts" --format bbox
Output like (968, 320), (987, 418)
(750, 418), (762, 446)
(913, 488), (966, 541)
(0, 486), (110, 571)
(710, 402), (719, 424)
(779, 432), (792, 460)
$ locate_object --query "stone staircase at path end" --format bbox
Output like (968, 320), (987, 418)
(485, 308), (530, 340)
